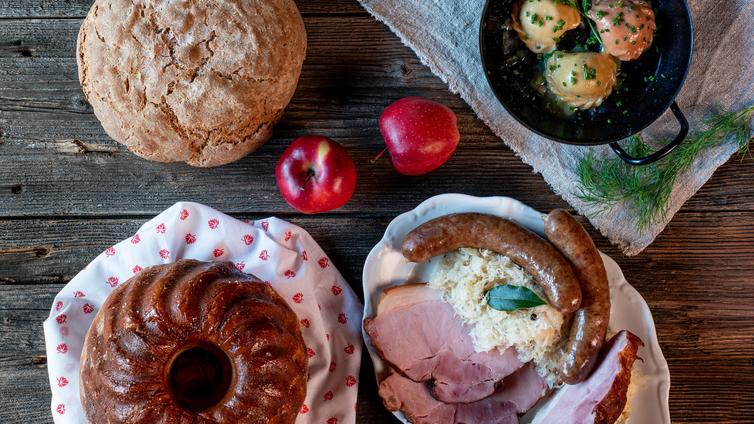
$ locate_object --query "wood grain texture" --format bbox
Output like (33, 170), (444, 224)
(0, 0), (365, 18)
(0, 216), (391, 286)
(0, 17), (752, 217)
(2, 212), (754, 423)
(0, 286), (396, 423)
(0, 0), (753, 423)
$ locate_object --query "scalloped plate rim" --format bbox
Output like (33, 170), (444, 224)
(361, 193), (670, 424)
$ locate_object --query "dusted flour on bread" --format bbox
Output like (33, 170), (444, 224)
(429, 248), (565, 385)
(77, 0), (307, 167)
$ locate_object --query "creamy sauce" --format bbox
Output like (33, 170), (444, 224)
(507, 0), (658, 120)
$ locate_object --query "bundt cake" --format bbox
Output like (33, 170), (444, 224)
(80, 260), (308, 423)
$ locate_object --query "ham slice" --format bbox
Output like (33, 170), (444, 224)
(365, 283), (524, 403)
(530, 330), (643, 424)
(490, 364), (549, 413)
(379, 364), (547, 424)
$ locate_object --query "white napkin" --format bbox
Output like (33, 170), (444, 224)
(42, 202), (363, 424)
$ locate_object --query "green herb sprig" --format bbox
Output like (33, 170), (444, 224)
(580, 0), (604, 49)
(558, 0), (605, 49)
(575, 105), (754, 229)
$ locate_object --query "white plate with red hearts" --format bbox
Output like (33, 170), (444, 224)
(361, 194), (670, 424)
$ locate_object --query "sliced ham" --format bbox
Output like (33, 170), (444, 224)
(379, 364), (547, 424)
(365, 283), (524, 403)
(379, 373), (476, 424)
(490, 364), (549, 413)
(530, 330), (643, 424)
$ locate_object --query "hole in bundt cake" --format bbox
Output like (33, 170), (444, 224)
(166, 342), (234, 411)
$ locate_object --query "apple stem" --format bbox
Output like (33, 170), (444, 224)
(300, 170), (315, 191)
(371, 148), (388, 164)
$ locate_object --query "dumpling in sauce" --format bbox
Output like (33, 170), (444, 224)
(588, 0), (656, 61)
(545, 52), (618, 109)
(512, 0), (581, 54)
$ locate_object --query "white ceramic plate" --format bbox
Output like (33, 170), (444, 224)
(361, 194), (670, 424)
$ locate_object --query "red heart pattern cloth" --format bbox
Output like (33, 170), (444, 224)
(43, 202), (363, 424)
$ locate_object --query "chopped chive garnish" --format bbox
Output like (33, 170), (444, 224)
(583, 64), (597, 80)
(553, 19), (566, 32)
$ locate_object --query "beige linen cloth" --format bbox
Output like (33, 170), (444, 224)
(357, 0), (754, 255)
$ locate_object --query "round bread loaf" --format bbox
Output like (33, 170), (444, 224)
(77, 0), (307, 167)
(79, 260), (308, 423)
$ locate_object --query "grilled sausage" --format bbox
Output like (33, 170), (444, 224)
(401, 213), (582, 313)
(545, 209), (611, 384)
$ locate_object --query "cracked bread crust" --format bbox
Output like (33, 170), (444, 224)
(77, 0), (307, 167)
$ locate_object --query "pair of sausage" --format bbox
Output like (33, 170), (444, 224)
(400, 210), (610, 384)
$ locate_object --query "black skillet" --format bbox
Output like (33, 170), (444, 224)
(480, 0), (694, 165)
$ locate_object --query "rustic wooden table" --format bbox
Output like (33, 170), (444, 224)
(1, 1), (753, 423)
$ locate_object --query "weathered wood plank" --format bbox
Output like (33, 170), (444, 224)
(0, 16), (545, 216)
(0, 17), (752, 217)
(1, 212), (753, 422)
(0, 216), (393, 286)
(0, 299), (395, 424)
(2, 212), (754, 423)
(0, 145), (574, 217)
(0, 0), (366, 19)
(0, 366), (51, 422)
(0, 2), (753, 423)
(2, 271), (752, 424)
(2, 211), (754, 287)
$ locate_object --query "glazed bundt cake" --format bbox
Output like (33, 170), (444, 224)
(80, 260), (308, 423)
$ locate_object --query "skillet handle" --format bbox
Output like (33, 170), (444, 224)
(609, 102), (689, 166)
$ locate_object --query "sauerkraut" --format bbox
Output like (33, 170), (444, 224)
(429, 248), (564, 385)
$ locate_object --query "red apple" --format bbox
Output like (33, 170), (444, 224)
(379, 96), (460, 176)
(276, 136), (357, 214)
